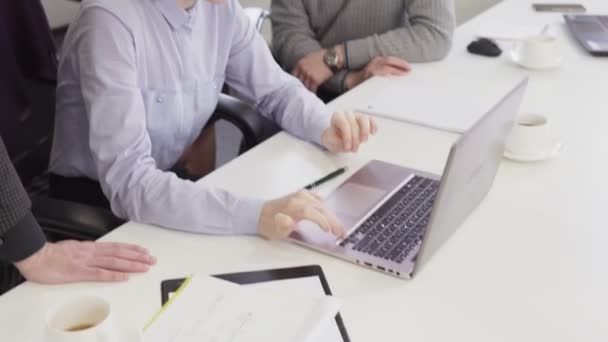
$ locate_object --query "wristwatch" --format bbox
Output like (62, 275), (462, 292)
(323, 46), (341, 72)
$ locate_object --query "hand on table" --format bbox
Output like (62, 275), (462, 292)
(258, 190), (345, 240)
(292, 49), (334, 93)
(321, 110), (379, 153)
(14, 241), (156, 284)
(345, 56), (411, 90)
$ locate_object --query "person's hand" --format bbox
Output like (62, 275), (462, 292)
(258, 190), (345, 240)
(292, 50), (334, 93)
(345, 56), (411, 90)
(321, 110), (379, 153)
(14, 241), (156, 284)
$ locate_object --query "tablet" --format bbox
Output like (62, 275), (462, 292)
(160, 265), (350, 342)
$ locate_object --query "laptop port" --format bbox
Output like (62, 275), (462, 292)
(388, 269), (394, 273)
(377, 266), (386, 271)
(364, 262), (373, 267)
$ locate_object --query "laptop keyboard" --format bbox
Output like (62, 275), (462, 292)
(339, 175), (439, 264)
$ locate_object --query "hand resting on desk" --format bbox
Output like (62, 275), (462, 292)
(15, 241), (156, 284)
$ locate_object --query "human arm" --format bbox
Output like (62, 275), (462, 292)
(345, 0), (455, 70)
(0, 136), (154, 283)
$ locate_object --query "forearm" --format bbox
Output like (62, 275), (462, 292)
(345, 0), (456, 69)
(226, 24), (331, 145)
(270, 0), (323, 71)
(100, 157), (263, 235)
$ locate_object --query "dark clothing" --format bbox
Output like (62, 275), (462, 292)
(0, 137), (46, 263)
(0, 0), (57, 293)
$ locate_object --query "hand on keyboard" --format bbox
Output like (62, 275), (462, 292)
(257, 190), (346, 240)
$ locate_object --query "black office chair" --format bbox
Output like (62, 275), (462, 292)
(1, 0), (279, 242)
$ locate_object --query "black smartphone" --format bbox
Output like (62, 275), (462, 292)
(532, 3), (586, 13)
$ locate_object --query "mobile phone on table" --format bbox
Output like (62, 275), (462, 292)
(532, 3), (586, 13)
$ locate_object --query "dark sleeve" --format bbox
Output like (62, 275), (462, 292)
(0, 136), (46, 262)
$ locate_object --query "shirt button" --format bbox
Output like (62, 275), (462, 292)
(156, 95), (164, 103)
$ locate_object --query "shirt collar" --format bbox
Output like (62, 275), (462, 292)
(154, 0), (198, 31)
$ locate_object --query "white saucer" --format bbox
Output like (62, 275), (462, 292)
(503, 141), (563, 162)
(510, 50), (563, 70)
(30, 326), (142, 342)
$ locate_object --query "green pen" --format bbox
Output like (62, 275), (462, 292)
(304, 167), (348, 190)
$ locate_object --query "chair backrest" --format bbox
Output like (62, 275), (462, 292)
(0, 0), (58, 190)
(243, 7), (270, 33)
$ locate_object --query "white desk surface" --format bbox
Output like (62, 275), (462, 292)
(2, 0), (608, 341)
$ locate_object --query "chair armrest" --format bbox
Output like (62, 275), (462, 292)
(31, 197), (125, 241)
(213, 94), (279, 153)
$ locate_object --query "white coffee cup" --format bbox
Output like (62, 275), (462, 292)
(514, 34), (562, 69)
(46, 296), (119, 342)
(505, 114), (554, 156)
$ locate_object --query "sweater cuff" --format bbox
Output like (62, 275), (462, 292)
(0, 212), (47, 262)
(232, 197), (265, 236)
(346, 37), (375, 70)
(322, 70), (349, 95)
(284, 40), (323, 71)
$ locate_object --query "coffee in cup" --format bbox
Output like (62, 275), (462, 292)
(505, 114), (555, 156)
(46, 296), (117, 342)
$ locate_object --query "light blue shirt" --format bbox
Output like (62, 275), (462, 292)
(50, 0), (332, 235)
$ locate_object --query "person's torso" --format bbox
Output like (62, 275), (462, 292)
(52, 0), (235, 177)
(303, 0), (407, 47)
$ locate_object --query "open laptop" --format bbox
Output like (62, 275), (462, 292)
(289, 78), (528, 279)
(564, 14), (608, 56)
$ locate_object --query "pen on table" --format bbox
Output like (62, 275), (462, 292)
(304, 167), (348, 190)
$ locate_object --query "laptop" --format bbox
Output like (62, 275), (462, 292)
(289, 78), (528, 279)
(564, 14), (608, 56)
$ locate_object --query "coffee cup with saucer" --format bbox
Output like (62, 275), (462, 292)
(504, 114), (563, 162)
(510, 34), (563, 70)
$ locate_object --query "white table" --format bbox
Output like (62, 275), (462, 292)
(2, 0), (608, 341)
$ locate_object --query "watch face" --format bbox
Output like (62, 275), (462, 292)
(324, 49), (338, 68)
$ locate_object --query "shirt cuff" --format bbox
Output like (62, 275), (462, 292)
(231, 197), (266, 235)
(0, 212), (47, 262)
(346, 37), (375, 70)
(308, 109), (333, 147)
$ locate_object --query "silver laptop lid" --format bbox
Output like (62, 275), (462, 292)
(413, 78), (529, 275)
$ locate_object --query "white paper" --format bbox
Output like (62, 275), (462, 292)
(354, 80), (491, 133)
(352, 72), (525, 133)
(246, 277), (345, 342)
(145, 276), (342, 342)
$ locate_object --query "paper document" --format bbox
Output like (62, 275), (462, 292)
(351, 73), (524, 133)
(246, 277), (345, 342)
(145, 276), (342, 342)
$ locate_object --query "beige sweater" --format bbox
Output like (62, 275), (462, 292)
(271, 0), (456, 93)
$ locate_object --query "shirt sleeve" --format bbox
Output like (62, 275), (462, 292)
(75, 9), (263, 236)
(0, 136), (46, 262)
(226, 0), (332, 146)
(345, 0), (456, 70)
(270, 0), (323, 72)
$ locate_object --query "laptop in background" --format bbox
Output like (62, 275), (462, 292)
(564, 15), (608, 56)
